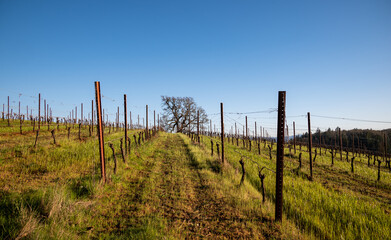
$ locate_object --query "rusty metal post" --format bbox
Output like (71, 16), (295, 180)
(124, 94), (127, 154)
(255, 121), (257, 143)
(275, 91), (286, 222)
(95, 81), (106, 183)
(220, 102), (225, 163)
(339, 128), (343, 161)
(293, 121), (296, 154)
(188, 109), (191, 136)
(91, 100), (94, 132)
(245, 116), (248, 140)
(319, 130), (322, 156)
(146, 105), (149, 139)
(386, 134), (388, 166)
(352, 133), (355, 155)
(44, 99), (46, 123)
(117, 106), (119, 132)
(242, 126), (245, 147)
(210, 119), (212, 136)
(7, 96), (10, 126)
(38, 94), (41, 129)
(197, 110), (200, 142)
(130, 111), (132, 129)
(308, 112), (313, 181)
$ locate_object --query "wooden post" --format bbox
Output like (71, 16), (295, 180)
(308, 112), (313, 181)
(275, 91), (286, 222)
(220, 103), (224, 163)
(95, 81), (106, 183)
(293, 121), (296, 154)
(124, 94), (127, 154)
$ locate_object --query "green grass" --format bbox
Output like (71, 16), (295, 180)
(0, 119), (146, 239)
(201, 135), (391, 239)
(1, 118), (390, 239)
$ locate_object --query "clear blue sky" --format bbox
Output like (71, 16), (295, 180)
(1, 0), (390, 136)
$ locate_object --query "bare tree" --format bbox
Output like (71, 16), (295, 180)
(161, 96), (208, 133)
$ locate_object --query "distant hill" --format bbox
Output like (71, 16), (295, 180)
(295, 128), (391, 155)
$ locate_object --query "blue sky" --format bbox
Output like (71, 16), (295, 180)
(1, 0), (390, 136)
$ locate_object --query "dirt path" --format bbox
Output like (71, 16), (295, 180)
(145, 134), (269, 239)
(89, 133), (275, 239)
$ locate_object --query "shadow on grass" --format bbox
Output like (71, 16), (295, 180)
(0, 189), (50, 239)
(67, 175), (98, 200)
(206, 159), (221, 174)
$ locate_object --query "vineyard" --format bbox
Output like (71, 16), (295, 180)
(1, 86), (390, 239)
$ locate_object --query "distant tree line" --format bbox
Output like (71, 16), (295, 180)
(295, 128), (391, 155)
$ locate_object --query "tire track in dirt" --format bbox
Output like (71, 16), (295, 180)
(153, 134), (271, 239)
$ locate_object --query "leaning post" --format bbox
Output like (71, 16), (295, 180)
(95, 81), (106, 183)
